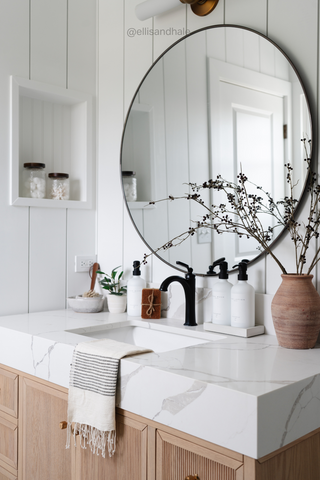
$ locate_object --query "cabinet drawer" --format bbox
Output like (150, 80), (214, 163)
(0, 368), (18, 418)
(0, 416), (18, 470)
(0, 463), (17, 480)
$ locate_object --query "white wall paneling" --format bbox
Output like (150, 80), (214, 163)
(225, 0), (267, 33)
(29, 207), (67, 312)
(65, 0), (97, 305)
(68, 0), (97, 93)
(0, 0), (29, 316)
(31, 0), (67, 87)
(0, 0), (96, 316)
(66, 209), (97, 299)
(96, 0), (125, 277)
(153, 4), (188, 60)
(124, 0), (153, 112)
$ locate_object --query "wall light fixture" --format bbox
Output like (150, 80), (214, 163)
(135, 0), (219, 21)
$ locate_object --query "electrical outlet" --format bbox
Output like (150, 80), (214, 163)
(75, 255), (97, 273)
(197, 227), (212, 244)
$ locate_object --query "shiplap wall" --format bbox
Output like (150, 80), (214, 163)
(0, 0), (96, 315)
(1, 0), (319, 317)
(97, 0), (319, 299)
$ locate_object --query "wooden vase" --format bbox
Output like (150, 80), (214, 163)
(271, 274), (320, 349)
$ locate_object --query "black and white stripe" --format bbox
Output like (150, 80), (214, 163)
(70, 350), (119, 397)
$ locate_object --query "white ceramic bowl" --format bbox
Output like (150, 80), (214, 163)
(67, 295), (104, 313)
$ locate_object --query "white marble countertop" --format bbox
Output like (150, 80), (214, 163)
(1, 308), (320, 460)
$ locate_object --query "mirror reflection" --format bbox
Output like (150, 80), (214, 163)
(121, 25), (311, 275)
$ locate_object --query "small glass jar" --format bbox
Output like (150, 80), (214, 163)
(48, 173), (69, 200)
(23, 163), (46, 198)
(122, 171), (137, 202)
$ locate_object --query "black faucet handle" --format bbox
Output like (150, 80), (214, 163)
(176, 261), (194, 275)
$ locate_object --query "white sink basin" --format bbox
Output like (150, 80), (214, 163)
(68, 322), (224, 353)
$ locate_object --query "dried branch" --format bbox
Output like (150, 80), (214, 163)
(144, 139), (318, 275)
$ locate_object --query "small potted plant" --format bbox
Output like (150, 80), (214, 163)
(97, 266), (127, 313)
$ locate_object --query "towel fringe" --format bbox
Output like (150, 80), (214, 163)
(66, 422), (116, 458)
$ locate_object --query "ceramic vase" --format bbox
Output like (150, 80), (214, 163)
(107, 294), (127, 314)
(271, 274), (320, 349)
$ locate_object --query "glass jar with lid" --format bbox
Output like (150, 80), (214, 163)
(23, 163), (46, 198)
(48, 173), (70, 200)
(122, 171), (137, 202)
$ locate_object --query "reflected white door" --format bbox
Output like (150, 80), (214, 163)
(209, 58), (291, 264)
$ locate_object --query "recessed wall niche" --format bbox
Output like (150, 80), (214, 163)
(10, 76), (94, 209)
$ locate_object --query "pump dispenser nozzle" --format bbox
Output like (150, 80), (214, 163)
(232, 259), (250, 280)
(207, 257), (225, 276)
(218, 261), (229, 279)
(132, 260), (141, 276)
(237, 262), (248, 281)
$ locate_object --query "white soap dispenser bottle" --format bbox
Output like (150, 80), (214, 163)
(212, 261), (232, 325)
(231, 262), (255, 328)
(127, 260), (146, 317)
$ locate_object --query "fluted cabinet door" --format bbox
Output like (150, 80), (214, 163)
(156, 430), (244, 480)
(74, 414), (148, 480)
(19, 377), (71, 480)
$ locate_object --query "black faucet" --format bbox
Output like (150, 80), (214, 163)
(159, 261), (197, 326)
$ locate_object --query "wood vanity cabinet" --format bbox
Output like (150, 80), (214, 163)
(1, 363), (320, 480)
(0, 366), (18, 480)
(0, 364), (71, 480)
(19, 376), (71, 480)
(155, 427), (244, 480)
(73, 413), (149, 480)
(73, 409), (244, 480)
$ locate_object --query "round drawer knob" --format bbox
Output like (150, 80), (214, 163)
(59, 421), (79, 436)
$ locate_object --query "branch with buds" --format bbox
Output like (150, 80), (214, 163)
(144, 139), (316, 275)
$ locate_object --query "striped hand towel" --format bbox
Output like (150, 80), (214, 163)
(66, 338), (151, 457)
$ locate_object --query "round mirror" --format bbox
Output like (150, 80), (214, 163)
(121, 25), (312, 275)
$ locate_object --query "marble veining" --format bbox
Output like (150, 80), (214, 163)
(153, 380), (207, 421)
(280, 375), (320, 448)
(1, 309), (320, 459)
(117, 363), (147, 403)
(31, 335), (57, 380)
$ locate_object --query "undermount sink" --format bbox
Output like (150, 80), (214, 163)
(67, 321), (224, 353)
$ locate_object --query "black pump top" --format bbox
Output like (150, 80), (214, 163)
(238, 262), (248, 281)
(219, 261), (229, 279)
(207, 265), (217, 276)
(207, 257), (225, 276)
(132, 260), (141, 276)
